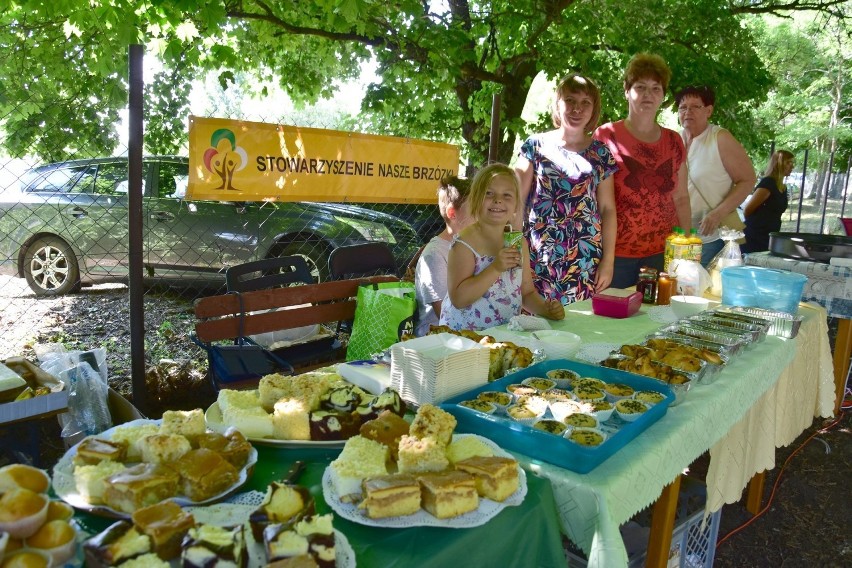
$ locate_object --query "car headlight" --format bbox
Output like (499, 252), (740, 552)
(334, 216), (397, 244)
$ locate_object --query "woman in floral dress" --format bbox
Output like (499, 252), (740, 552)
(516, 73), (617, 304)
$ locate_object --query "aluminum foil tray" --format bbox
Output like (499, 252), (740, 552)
(610, 344), (708, 384)
(639, 336), (729, 384)
(712, 306), (803, 339)
(659, 323), (749, 350)
(686, 314), (768, 343)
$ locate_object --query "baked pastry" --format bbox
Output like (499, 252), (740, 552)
(417, 470), (479, 519)
(273, 399), (311, 441)
(308, 410), (360, 441)
(359, 474), (421, 519)
(250, 481), (315, 542)
(131, 499), (195, 560)
(195, 428), (252, 468)
(108, 423), (160, 461)
(159, 409), (206, 443)
(265, 514), (335, 568)
(22, 519), (77, 567)
(328, 436), (388, 501)
(454, 456), (519, 502)
(73, 436), (127, 466)
(397, 435), (449, 474)
(358, 410), (410, 459)
(181, 524), (246, 568)
(0, 464), (51, 494)
(102, 463), (180, 515)
(0, 488), (49, 539)
(445, 437), (494, 464)
(83, 520), (153, 567)
(74, 460), (127, 505)
(408, 404), (456, 447)
(172, 448), (238, 502)
(138, 433), (192, 465)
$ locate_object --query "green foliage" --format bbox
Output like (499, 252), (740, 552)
(0, 0), (848, 168)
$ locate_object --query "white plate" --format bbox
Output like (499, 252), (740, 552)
(52, 419), (258, 519)
(204, 402), (347, 448)
(322, 434), (527, 528)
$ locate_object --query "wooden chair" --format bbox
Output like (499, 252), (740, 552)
(328, 242), (398, 280)
(225, 255), (314, 292)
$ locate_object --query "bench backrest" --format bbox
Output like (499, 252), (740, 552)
(193, 275), (398, 343)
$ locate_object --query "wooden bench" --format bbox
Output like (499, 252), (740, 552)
(193, 275), (398, 382)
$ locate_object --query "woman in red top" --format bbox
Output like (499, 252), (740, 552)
(594, 53), (691, 289)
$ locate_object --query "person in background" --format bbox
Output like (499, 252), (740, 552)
(742, 150), (794, 253)
(440, 163), (565, 331)
(515, 73), (617, 304)
(594, 53), (691, 288)
(413, 176), (473, 336)
(675, 85), (756, 266)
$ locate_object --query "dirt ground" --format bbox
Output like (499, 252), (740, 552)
(1, 278), (850, 566)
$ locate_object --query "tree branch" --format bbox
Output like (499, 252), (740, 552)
(730, 0), (849, 18)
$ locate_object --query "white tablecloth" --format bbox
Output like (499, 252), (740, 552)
(505, 299), (834, 568)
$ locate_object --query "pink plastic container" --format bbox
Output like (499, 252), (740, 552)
(592, 290), (643, 318)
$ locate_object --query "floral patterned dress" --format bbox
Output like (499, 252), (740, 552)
(519, 136), (617, 304)
(439, 239), (522, 331)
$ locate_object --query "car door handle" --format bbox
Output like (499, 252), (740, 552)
(150, 211), (175, 221)
(68, 206), (87, 219)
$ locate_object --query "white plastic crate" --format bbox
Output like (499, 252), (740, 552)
(389, 333), (489, 406)
(567, 477), (721, 568)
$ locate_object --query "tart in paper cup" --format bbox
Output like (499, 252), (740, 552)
(615, 399), (650, 422)
(513, 395), (549, 415)
(588, 400), (615, 422)
(532, 419), (568, 437)
(541, 388), (573, 404)
(506, 384), (538, 401)
(633, 390), (666, 406)
(572, 386), (606, 403)
(545, 368), (580, 389)
(603, 382), (635, 402)
(521, 377), (556, 392)
(506, 403), (544, 425)
(459, 399), (497, 415)
(572, 377), (607, 391)
(476, 390), (513, 411)
(548, 399), (590, 422)
(564, 427), (607, 447)
(561, 412), (599, 430)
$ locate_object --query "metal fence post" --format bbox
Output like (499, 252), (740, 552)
(795, 148), (809, 233)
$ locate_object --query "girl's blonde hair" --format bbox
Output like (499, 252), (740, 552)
(765, 150), (795, 188)
(468, 163), (520, 223)
(552, 73), (602, 133)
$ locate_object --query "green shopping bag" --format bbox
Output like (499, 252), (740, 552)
(346, 281), (416, 361)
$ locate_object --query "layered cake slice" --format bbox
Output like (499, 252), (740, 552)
(181, 523), (246, 568)
(397, 435), (449, 474)
(131, 499), (195, 560)
(327, 436), (388, 501)
(417, 470), (479, 519)
(454, 456), (519, 502)
(83, 520), (153, 567)
(249, 481), (315, 542)
(359, 474), (421, 519)
(264, 514), (335, 568)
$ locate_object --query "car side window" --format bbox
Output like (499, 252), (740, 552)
(23, 165), (95, 193)
(156, 161), (189, 198)
(92, 162), (149, 195)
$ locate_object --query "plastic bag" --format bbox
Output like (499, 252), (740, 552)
(347, 281), (416, 361)
(669, 259), (711, 297)
(708, 229), (744, 296)
(34, 343), (112, 438)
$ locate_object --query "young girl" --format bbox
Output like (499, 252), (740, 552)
(440, 163), (565, 331)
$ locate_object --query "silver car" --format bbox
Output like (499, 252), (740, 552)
(0, 156), (420, 295)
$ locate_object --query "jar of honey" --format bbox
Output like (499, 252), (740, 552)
(656, 272), (676, 305)
(636, 266), (658, 304)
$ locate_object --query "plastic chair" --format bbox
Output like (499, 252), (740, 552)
(841, 218), (852, 236)
(225, 255), (314, 292)
(328, 242), (398, 280)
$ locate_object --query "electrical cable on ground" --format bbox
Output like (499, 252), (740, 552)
(715, 409), (847, 548)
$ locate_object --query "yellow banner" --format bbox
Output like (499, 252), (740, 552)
(187, 116), (459, 203)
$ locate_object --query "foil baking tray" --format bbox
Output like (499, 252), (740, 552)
(686, 314), (768, 343)
(659, 323), (749, 350)
(639, 336), (729, 384)
(610, 344), (708, 383)
(712, 306), (803, 339)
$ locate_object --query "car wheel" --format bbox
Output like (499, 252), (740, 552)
(23, 236), (81, 296)
(272, 240), (330, 284)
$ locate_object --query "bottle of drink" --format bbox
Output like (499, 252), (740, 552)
(688, 229), (703, 263)
(664, 227), (682, 272)
(668, 228), (691, 271)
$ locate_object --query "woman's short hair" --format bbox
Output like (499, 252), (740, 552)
(674, 85), (715, 107)
(468, 163), (520, 223)
(437, 176), (471, 220)
(623, 53), (672, 92)
(552, 73), (602, 133)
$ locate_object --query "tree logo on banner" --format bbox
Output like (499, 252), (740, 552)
(204, 128), (248, 191)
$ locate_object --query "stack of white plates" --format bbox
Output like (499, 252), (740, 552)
(390, 333), (489, 406)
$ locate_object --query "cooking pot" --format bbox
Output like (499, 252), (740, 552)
(768, 232), (852, 263)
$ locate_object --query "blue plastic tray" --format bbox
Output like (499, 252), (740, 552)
(440, 359), (675, 474)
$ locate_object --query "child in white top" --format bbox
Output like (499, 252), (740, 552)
(414, 176), (473, 336)
(441, 163), (565, 330)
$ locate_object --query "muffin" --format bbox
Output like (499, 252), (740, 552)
(589, 400), (615, 422)
(506, 385), (538, 401)
(572, 386), (605, 403)
(603, 382), (635, 402)
(549, 400), (590, 423)
(615, 399), (649, 422)
(634, 390), (666, 405)
(565, 428), (606, 447)
(506, 404), (542, 425)
(476, 391), (513, 409)
(521, 377), (556, 392)
(541, 388), (572, 403)
(513, 395), (549, 415)
(532, 419), (568, 436)
(459, 400), (497, 415)
(545, 368), (580, 389)
(572, 377), (606, 391)
(561, 413), (599, 430)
